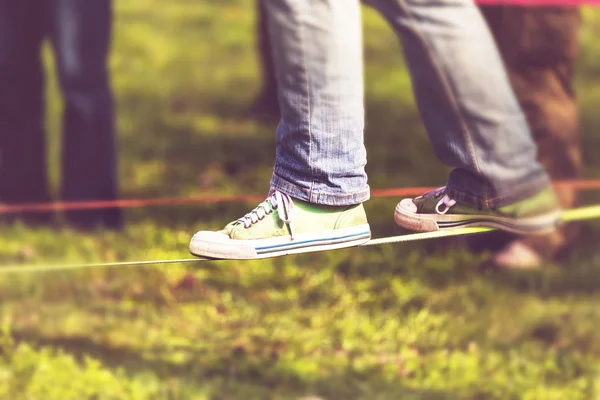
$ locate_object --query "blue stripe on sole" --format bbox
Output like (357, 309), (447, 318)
(255, 231), (371, 255)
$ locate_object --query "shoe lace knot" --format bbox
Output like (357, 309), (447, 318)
(237, 190), (296, 239)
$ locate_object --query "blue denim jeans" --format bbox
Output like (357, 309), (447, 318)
(0, 0), (120, 227)
(265, 0), (551, 209)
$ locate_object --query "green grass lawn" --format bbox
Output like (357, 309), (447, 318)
(1, 2), (600, 399)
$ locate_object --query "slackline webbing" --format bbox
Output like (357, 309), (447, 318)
(0, 204), (599, 274)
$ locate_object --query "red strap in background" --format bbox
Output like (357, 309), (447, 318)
(475, 0), (599, 5)
(0, 179), (599, 214)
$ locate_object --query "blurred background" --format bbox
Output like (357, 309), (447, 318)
(1, 1), (600, 399)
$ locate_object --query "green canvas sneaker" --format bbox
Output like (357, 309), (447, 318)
(394, 186), (562, 234)
(190, 191), (371, 259)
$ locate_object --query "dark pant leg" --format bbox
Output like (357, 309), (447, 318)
(473, 6), (582, 259)
(249, 0), (280, 118)
(47, 0), (122, 230)
(0, 0), (51, 224)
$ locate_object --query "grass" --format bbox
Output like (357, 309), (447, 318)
(0, 1), (600, 399)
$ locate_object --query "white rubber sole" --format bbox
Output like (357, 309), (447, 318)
(394, 199), (562, 235)
(189, 224), (371, 260)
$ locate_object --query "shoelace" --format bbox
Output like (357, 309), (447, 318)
(418, 186), (457, 215)
(237, 190), (296, 239)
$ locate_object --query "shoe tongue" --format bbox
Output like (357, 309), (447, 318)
(412, 193), (442, 213)
(423, 187), (445, 199)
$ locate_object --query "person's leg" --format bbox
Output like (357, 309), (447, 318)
(247, 0), (280, 120)
(47, 0), (122, 230)
(266, 0), (369, 205)
(473, 6), (581, 268)
(355, 0), (559, 233)
(0, 0), (52, 225)
(190, 0), (371, 259)
(365, 0), (551, 207)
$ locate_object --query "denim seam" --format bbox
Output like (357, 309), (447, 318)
(394, 0), (483, 178)
(273, 173), (311, 197)
(293, 2), (316, 202)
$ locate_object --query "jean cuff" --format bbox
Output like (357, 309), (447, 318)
(270, 173), (370, 206)
(446, 175), (552, 209)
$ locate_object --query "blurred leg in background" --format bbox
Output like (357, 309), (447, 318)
(248, 0), (280, 120)
(0, 0), (121, 230)
(470, 6), (582, 268)
(0, 1), (53, 225)
(47, 0), (122, 230)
